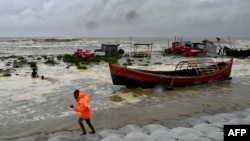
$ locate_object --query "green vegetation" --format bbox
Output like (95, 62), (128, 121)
(44, 57), (57, 65)
(124, 54), (130, 57)
(122, 62), (132, 66)
(62, 54), (121, 69)
(0, 69), (11, 77)
(13, 60), (19, 68)
(57, 55), (63, 60)
(29, 62), (37, 70)
(77, 65), (88, 70)
(42, 55), (48, 59)
(139, 63), (149, 66)
(17, 56), (25, 60)
(154, 62), (163, 65)
(126, 58), (133, 62)
(3, 73), (11, 77)
(62, 54), (82, 66)
(2, 52), (169, 72)
(13, 57), (28, 68)
(91, 56), (121, 64)
(122, 58), (134, 66)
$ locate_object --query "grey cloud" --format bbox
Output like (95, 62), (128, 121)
(85, 21), (98, 30)
(0, 0), (249, 37)
(125, 10), (140, 23)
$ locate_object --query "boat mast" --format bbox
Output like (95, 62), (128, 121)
(228, 35), (232, 49)
(217, 37), (224, 61)
(130, 37), (132, 57)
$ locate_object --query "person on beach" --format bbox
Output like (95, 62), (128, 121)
(70, 90), (96, 135)
(31, 68), (39, 78)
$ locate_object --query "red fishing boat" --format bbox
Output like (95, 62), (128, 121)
(172, 41), (200, 56)
(74, 49), (95, 59)
(183, 49), (200, 56)
(109, 58), (233, 88)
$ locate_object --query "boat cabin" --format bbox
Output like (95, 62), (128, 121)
(202, 40), (218, 57)
(94, 43), (120, 56)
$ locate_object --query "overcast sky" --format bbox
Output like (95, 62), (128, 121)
(0, 0), (249, 38)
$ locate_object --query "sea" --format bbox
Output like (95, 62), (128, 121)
(0, 37), (250, 140)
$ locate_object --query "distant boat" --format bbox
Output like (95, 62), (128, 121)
(172, 41), (200, 56)
(164, 40), (218, 57)
(109, 58), (233, 88)
(223, 46), (250, 57)
(74, 49), (95, 59)
(182, 49), (200, 56)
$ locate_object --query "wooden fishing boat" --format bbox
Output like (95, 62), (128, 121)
(172, 41), (200, 57)
(182, 49), (200, 56)
(109, 58), (233, 88)
(74, 49), (95, 59)
(223, 46), (250, 57)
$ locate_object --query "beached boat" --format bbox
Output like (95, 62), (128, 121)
(182, 49), (200, 56)
(74, 49), (95, 59)
(165, 40), (218, 57)
(172, 41), (200, 56)
(109, 58), (233, 88)
(223, 46), (250, 57)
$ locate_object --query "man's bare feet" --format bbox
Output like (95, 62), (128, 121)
(89, 131), (96, 134)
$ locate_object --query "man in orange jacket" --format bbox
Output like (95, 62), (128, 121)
(70, 90), (96, 135)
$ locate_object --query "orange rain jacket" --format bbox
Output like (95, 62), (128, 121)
(73, 92), (91, 119)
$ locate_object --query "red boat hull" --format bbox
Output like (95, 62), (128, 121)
(109, 58), (233, 88)
(183, 50), (200, 56)
(74, 49), (95, 59)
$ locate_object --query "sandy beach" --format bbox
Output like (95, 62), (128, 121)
(0, 37), (250, 141)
